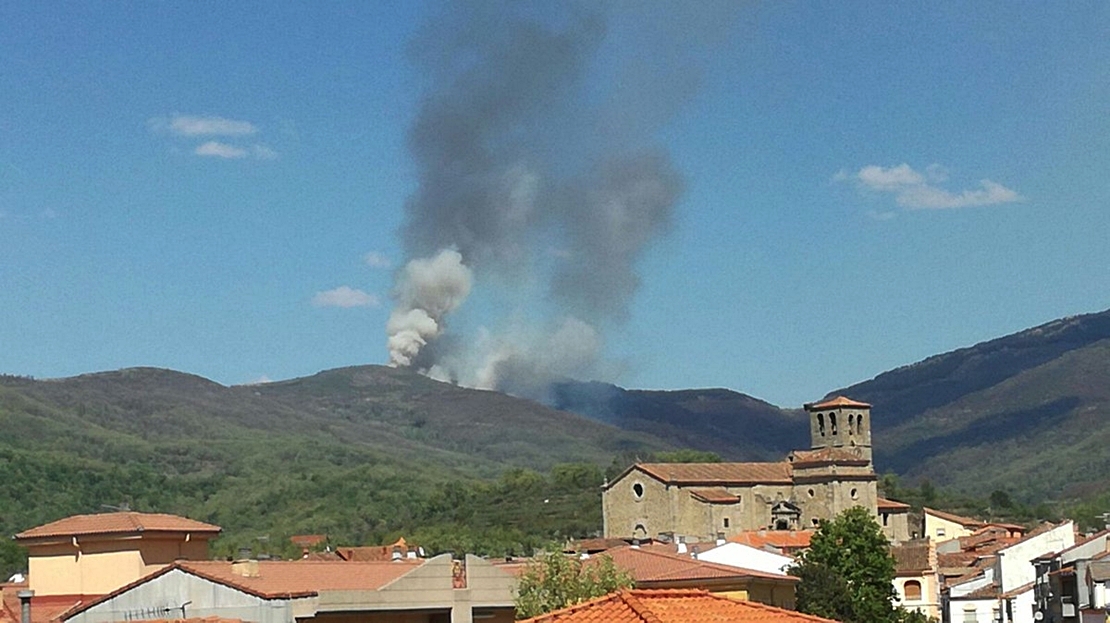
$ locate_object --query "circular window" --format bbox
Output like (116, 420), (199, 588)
(850, 488), (858, 499)
(632, 482), (644, 499)
(812, 518), (820, 527)
(807, 488), (815, 498)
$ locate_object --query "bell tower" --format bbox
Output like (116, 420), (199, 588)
(804, 395), (872, 463)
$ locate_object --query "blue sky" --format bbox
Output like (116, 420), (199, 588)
(2, 2), (1108, 408)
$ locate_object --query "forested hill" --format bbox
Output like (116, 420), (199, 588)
(829, 309), (1110, 499)
(0, 365), (674, 565)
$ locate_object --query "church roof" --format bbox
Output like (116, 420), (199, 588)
(805, 396), (871, 410)
(631, 462), (793, 486)
(790, 448), (869, 467)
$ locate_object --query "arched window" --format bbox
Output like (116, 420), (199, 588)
(904, 580), (922, 601)
(818, 413), (826, 436)
(849, 413), (856, 434)
(830, 413), (838, 435)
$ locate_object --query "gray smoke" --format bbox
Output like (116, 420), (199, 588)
(388, 2), (724, 398)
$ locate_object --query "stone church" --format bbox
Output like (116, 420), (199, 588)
(601, 396), (911, 544)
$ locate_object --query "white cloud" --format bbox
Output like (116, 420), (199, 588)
(167, 115), (258, 136)
(843, 163), (1023, 210)
(312, 286), (380, 308)
(195, 141), (248, 159)
(363, 251), (392, 269)
(252, 144), (279, 160)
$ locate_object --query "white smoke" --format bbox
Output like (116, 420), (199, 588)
(386, 249), (473, 367)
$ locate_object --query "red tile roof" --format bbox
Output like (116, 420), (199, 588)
(0, 588), (92, 623)
(125, 619), (242, 623)
(790, 448), (870, 467)
(687, 488), (741, 504)
(633, 463), (793, 486)
(15, 513), (220, 541)
(729, 531), (814, 552)
(520, 589), (840, 623)
(923, 508), (986, 529)
(877, 498), (911, 510)
(595, 546), (796, 585)
(805, 396), (871, 410)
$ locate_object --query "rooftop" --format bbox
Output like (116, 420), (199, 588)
(593, 546), (796, 586)
(520, 588), (841, 623)
(626, 462), (793, 487)
(15, 512), (220, 541)
(729, 530), (814, 552)
(805, 396), (871, 411)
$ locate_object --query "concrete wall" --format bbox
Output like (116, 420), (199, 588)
(65, 568), (296, 623)
(999, 523), (1075, 593)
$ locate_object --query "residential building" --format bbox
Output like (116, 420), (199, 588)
(1033, 530), (1110, 623)
(894, 539), (940, 620)
(602, 397), (911, 544)
(61, 554), (515, 623)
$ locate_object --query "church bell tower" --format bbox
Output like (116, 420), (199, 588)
(804, 395), (872, 463)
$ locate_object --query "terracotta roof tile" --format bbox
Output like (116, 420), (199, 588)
(687, 488), (741, 504)
(790, 448), (869, 467)
(0, 589), (91, 623)
(521, 589), (842, 623)
(596, 546), (796, 585)
(729, 531), (814, 552)
(805, 396), (871, 410)
(960, 582), (1001, 600)
(635, 463), (793, 486)
(892, 541), (933, 574)
(16, 513), (220, 541)
(877, 498), (911, 510)
(123, 618), (243, 623)
(923, 508), (987, 529)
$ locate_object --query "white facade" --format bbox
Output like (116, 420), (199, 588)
(695, 542), (794, 576)
(997, 523), (1075, 593)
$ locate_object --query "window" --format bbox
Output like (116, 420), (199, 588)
(723, 517), (730, 528)
(818, 413), (826, 436)
(632, 482), (644, 499)
(882, 512), (889, 526)
(850, 488), (858, 499)
(936, 528), (946, 537)
(830, 413), (838, 435)
(848, 413), (856, 434)
(807, 488), (815, 498)
(963, 606), (977, 623)
(904, 580), (922, 601)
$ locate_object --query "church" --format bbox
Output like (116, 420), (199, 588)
(601, 396), (911, 544)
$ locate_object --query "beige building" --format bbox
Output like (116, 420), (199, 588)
(602, 396), (909, 544)
(13, 512), (221, 598)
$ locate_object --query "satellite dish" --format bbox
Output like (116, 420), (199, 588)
(1035, 612), (1044, 621)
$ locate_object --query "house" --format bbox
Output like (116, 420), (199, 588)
(13, 512), (221, 599)
(602, 397), (911, 545)
(60, 554), (515, 623)
(592, 545), (797, 609)
(518, 588), (843, 623)
(926, 509), (987, 545)
(1033, 530), (1110, 623)
(893, 539), (940, 620)
(944, 522), (1076, 623)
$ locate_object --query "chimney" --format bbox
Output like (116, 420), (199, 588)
(232, 559), (259, 577)
(676, 542), (687, 555)
(391, 546), (403, 562)
(406, 550), (417, 560)
(716, 532), (725, 546)
(18, 590), (33, 623)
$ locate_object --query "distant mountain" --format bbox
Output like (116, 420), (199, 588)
(550, 381), (806, 461)
(555, 309), (1110, 501)
(829, 309), (1110, 499)
(4, 307), (1110, 562)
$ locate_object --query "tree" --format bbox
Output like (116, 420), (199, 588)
(514, 550), (633, 619)
(790, 507), (900, 623)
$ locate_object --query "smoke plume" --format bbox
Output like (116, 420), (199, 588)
(387, 2), (722, 399)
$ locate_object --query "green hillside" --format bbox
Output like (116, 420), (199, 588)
(0, 366), (672, 574)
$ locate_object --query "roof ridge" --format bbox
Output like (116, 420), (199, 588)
(618, 591), (660, 623)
